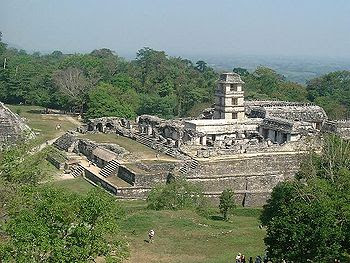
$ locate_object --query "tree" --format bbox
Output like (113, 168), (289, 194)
(307, 71), (350, 119)
(196, 60), (207, 72)
(219, 189), (236, 221)
(53, 67), (92, 113)
(86, 82), (138, 119)
(0, 186), (128, 262)
(147, 178), (207, 214)
(0, 142), (46, 185)
(233, 67), (249, 77)
(261, 136), (350, 262)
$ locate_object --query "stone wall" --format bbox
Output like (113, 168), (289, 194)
(186, 153), (301, 206)
(84, 170), (118, 195)
(119, 163), (171, 187)
(84, 169), (151, 199)
(118, 166), (136, 185)
(323, 120), (350, 139)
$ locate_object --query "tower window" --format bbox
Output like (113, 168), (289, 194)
(232, 112), (237, 119)
(231, 98), (238, 105)
(230, 84), (237, 91)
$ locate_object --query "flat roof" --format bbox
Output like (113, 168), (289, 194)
(185, 118), (261, 126)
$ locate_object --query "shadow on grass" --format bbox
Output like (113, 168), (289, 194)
(210, 215), (225, 221)
(27, 109), (44, 114)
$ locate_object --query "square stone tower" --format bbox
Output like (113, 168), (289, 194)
(214, 72), (245, 120)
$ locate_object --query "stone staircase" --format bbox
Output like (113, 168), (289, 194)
(99, 159), (119, 177)
(135, 133), (186, 159)
(136, 134), (155, 148)
(179, 159), (199, 175)
(71, 164), (84, 177)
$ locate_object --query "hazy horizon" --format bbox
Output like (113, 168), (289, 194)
(1, 0), (350, 60)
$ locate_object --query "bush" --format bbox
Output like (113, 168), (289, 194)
(147, 178), (208, 214)
(219, 189), (236, 221)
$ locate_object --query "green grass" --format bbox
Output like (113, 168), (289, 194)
(120, 201), (266, 263)
(79, 133), (172, 160)
(49, 177), (95, 194)
(46, 178), (266, 263)
(7, 105), (79, 145)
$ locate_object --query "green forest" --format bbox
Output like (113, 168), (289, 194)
(0, 32), (349, 120)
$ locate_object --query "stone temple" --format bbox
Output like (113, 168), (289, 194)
(0, 102), (34, 147)
(52, 73), (350, 206)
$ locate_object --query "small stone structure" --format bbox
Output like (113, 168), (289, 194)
(322, 119), (350, 139)
(0, 102), (34, 147)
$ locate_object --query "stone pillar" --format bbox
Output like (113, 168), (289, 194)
(147, 125), (153, 135)
(195, 137), (201, 145)
(201, 136), (207, 146)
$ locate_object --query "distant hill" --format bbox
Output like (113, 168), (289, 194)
(187, 54), (350, 84)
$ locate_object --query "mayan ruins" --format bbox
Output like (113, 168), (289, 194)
(0, 102), (34, 148)
(48, 73), (350, 206)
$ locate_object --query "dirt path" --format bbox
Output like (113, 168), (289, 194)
(65, 116), (82, 126)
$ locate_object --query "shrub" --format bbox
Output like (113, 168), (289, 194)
(147, 178), (208, 214)
(219, 189), (236, 221)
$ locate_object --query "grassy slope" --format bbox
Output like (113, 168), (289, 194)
(49, 177), (95, 194)
(79, 133), (172, 160)
(51, 179), (266, 263)
(121, 201), (265, 263)
(7, 105), (79, 145)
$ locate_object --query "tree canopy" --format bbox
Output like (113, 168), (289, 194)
(260, 136), (350, 262)
(0, 31), (349, 120)
(0, 186), (128, 263)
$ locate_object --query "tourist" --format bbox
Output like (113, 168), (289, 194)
(241, 254), (246, 263)
(255, 256), (262, 263)
(148, 229), (155, 243)
(249, 257), (253, 263)
(236, 253), (242, 263)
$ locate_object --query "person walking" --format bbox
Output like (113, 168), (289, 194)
(236, 253), (242, 263)
(241, 255), (246, 263)
(148, 229), (155, 243)
(255, 256), (262, 263)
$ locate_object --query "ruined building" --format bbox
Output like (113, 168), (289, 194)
(0, 102), (34, 147)
(53, 73), (350, 206)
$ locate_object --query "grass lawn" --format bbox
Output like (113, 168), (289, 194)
(120, 201), (265, 263)
(79, 133), (173, 160)
(48, 178), (266, 263)
(7, 105), (80, 145)
(48, 177), (95, 194)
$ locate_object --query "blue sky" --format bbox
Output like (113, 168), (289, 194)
(1, 0), (350, 58)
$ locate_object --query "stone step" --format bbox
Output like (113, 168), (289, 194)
(100, 159), (119, 177)
(71, 164), (84, 177)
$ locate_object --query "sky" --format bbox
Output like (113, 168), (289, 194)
(1, 0), (350, 59)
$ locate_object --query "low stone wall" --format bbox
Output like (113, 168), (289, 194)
(119, 164), (169, 187)
(84, 170), (118, 195)
(84, 168), (151, 200)
(46, 155), (65, 170)
(118, 166), (136, 185)
(115, 187), (151, 199)
(135, 172), (168, 187)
